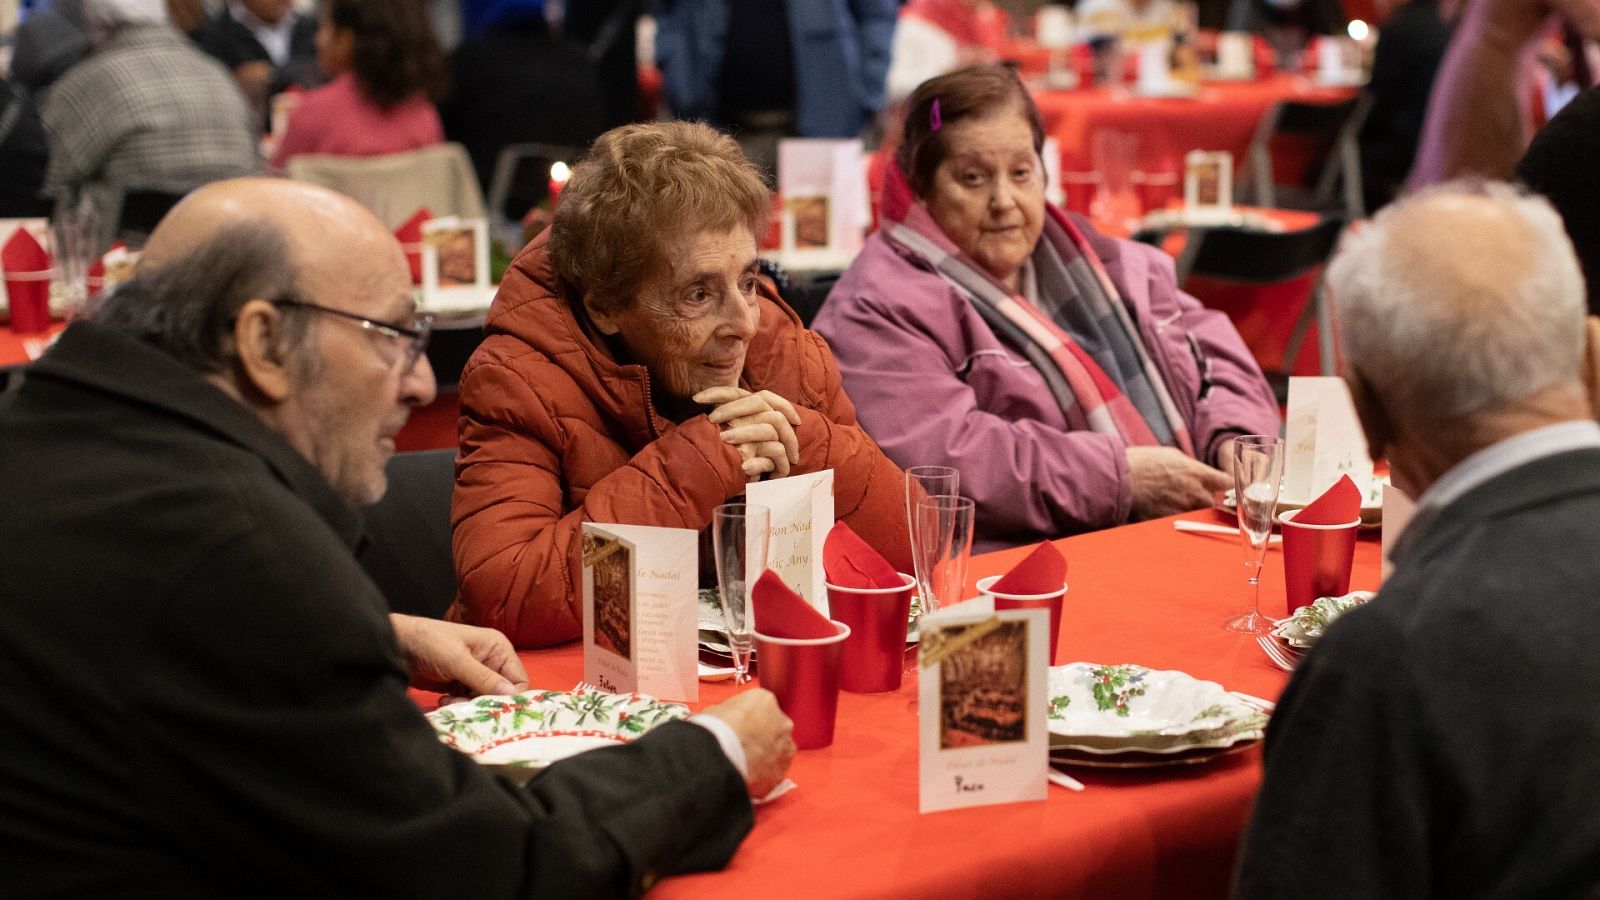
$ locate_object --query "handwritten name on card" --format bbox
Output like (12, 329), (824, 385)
(582, 523), (699, 702)
(747, 469), (834, 614)
(918, 606), (1049, 814)
(1285, 376), (1373, 505)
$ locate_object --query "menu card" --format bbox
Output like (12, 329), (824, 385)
(1284, 376), (1374, 505)
(746, 469), (834, 615)
(420, 216), (491, 310)
(1381, 482), (1416, 582)
(581, 523), (699, 702)
(1184, 150), (1233, 216)
(777, 140), (868, 259)
(918, 605), (1049, 814)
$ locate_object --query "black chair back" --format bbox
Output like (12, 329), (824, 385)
(359, 448), (457, 619)
(1186, 216), (1346, 284)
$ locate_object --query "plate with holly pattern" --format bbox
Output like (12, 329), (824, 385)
(427, 687), (689, 768)
(1046, 663), (1268, 755)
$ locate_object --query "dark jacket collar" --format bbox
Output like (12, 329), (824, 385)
(1389, 447), (1600, 569)
(27, 320), (366, 550)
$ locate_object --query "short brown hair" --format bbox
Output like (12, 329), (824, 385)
(550, 121), (770, 314)
(897, 65), (1046, 198)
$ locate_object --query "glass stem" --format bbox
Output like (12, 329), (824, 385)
(731, 637), (753, 685)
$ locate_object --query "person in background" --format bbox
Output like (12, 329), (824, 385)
(9, 0), (89, 100)
(1358, 0), (1454, 210)
(1225, 0), (1346, 68)
(41, 0), (259, 224)
(0, 76), (52, 217)
(885, 0), (1009, 103)
(563, 0), (648, 131)
(0, 177), (795, 895)
(1234, 181), (1600, 898)
(269, 0), (445, 170)
(1409, 0), (1600, 185)
(654, 0), (897, 173)
(451, 121), (912, 648)
(441, 0), (606, 204)
(188, 0), (322, 126)
(813, 66), (1279, 551)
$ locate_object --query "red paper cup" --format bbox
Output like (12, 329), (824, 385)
(976, 575), (1066, 665)
(1063, 172), (1101, 216)
(5, 272), (52, 333)
(754, 621), (851, 749)
(1278, 509), (1361, 614)
(826, 572), (914, 694)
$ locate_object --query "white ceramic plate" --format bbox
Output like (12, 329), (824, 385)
(428, 688), (688, 768)
(1046, 663), (1268, 754)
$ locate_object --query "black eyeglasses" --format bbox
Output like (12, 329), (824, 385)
(273, 299), (434, 372)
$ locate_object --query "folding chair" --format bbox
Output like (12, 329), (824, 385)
(1138, 216), (1347, 396)
(286, 143), (485, 229)
(1240, 95), (1372, 219)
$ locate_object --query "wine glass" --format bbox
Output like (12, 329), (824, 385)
(1223, 436), (1285, 635)
(712, 503), (770, 684)
(905, 465), (959, 622)
(915, 495), (976, 618)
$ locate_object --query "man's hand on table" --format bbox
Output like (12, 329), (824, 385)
(697, 387), (802, 482)
(700, 689), (797, 798)
(390, 614), (530, 697)
(1127, 446), (1232, 520)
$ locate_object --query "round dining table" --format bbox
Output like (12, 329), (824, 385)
(414, 510), (1384, 899)
(1033, 74), (1360, 175)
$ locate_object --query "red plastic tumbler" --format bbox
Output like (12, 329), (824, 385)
(977, 575), (1066, 665)
(754, 621), (851, 750)
(826, 573), (914, 694)
(1278, 508), (1361, 614)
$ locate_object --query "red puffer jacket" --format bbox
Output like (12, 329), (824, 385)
(450, 233), (913, 647)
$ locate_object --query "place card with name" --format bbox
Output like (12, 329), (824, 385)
(918, 604), (1049, 814)
(581, 523), (699, 703)
(1284, 376), (1374, 506)
(746, 469), (834, 615)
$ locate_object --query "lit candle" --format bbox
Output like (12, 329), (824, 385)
(549, 161), (571, 210)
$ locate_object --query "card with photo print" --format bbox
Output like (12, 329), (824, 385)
(918, 605), (1049, 814)
(582, 523), (699, 702)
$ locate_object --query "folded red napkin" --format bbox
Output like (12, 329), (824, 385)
(395, 208), (432, 285)
(991, 541), (1067, 595)
(86, 241), (125, 297)
(4, 227), (51, 333)
(752, 570), (836, 639)
(1297, 475), (1362, 525)
(823, 522), (901, 589)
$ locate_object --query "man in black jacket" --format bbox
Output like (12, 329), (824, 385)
(1234, 182), (1600, 898)
(188, 0), (321, 125)
(0, 178), (794, 898)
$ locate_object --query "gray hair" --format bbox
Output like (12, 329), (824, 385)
(91, 220), (313, 375)
(1328, 180), (1586, 421)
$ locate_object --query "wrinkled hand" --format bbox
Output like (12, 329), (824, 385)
(701, 689), (796, 798)
(1126, 446), (1232, 520)
(390, 614), (529, 697)
(695, 387), (802, 483)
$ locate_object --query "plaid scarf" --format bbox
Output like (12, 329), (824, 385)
(885, 201), (1195, 456)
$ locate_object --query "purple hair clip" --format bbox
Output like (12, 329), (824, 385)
(930, 99), (942, 131)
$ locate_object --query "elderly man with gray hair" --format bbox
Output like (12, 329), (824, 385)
(1234, 182), (1600, 898)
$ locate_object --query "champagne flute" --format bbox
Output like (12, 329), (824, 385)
(906, 465), (959, 622)
(915, 495), (976, 617)
(712, 503), (770, 684)
(1223, 436), (1285, 635)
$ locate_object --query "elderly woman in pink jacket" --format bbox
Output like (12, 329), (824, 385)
(813, 65), (1280, 551)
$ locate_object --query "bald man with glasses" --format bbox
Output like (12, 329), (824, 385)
(0, 179), (794, 897)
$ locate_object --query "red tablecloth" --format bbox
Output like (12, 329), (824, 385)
(1034, 75), (1359, 174)
(0, 322), (64, 369)
(426, 512), (1382, 898)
